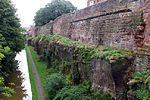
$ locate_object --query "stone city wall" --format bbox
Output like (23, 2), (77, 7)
(33, 0), (150, 50)
(31, 0), (150, 68)
(28, 0), (150, 99)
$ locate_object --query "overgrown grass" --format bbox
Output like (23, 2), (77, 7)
(28, 46), (49, 100)
(25, 46), (40, 100)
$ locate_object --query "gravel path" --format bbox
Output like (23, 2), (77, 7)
(27, 47), (45, 100)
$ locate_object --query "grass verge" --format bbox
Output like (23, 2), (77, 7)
(25, 46), (40, 100)
(28, 46), (49, 100)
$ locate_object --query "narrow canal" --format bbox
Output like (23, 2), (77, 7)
(2, 50), (32, 100)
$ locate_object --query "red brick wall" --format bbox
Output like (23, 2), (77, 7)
(53, 0), (147, 50)
(34, 0), (150, 50)
(141, 2), (150, 47)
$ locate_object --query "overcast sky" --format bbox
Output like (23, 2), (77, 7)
(12, 0), (87, 27)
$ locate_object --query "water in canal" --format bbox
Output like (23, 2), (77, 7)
(2, 50), (32, 100)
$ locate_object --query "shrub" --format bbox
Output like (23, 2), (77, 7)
(46, 73), (66, 100)
(135, 86), (149, 100)
(129, 71), (150, 100)
(54, 81), (91, 100)
(91, 90), (112, 100)
(54, 81), (112, 100)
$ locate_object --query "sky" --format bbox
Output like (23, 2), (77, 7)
(12, 0), (87, 27)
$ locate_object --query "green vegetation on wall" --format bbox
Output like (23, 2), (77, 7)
(29, 34), (133, 61)
(27, 34), (135, 100)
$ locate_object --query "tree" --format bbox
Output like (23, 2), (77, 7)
(34, 0), (77, 26)
(0, 0), (25, 97)
(0, 0), (25, 52)
(0, 0), (25, 73)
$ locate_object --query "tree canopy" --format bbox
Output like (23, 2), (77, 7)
(0, 0), (25, 97)
(34, 0), (77, 26)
